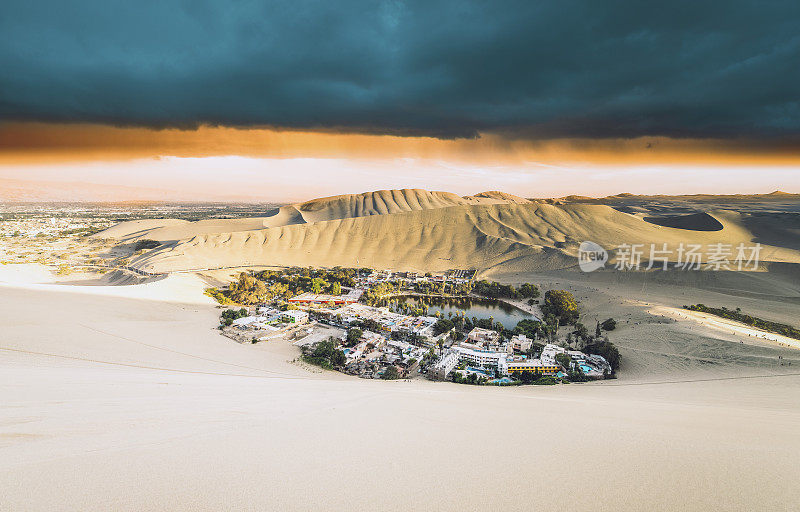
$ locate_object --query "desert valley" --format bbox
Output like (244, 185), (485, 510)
(4, 2), (800, 508)
(2, 189), (800, 510)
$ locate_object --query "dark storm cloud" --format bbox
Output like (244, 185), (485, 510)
(1, 0), (799, 139)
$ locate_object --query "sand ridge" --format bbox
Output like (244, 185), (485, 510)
(88, 189), (800, 274)
(128, 200), (800, 274)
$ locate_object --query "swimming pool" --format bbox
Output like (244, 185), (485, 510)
(489, 377), (514, 385)
(465, 367), (491, 377)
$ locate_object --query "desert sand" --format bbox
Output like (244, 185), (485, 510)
(91, 189), (800, 274)
(2, 262), (800, 510)
(3, 189), (800, 510)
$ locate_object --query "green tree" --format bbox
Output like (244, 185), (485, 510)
(346, 327), (363, 346)
(519, 283), (540, 298)
(381, 366), (400, 380)
(573, 322), (588, 341)
(310, 277), (328, 294)
(432, 318), (454, 336)
(542, 289), (579, 324)
(330, 349), (346, 367)
(584, 340), (621, 372)
(533, 376), (558, 385)
(601, 318), (617, 331)
(555, 352), (572, 369)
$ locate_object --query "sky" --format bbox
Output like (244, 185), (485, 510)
(1, 0), (799, 201)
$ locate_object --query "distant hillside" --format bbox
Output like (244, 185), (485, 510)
(127, 196), (800, 274)
(559, 191), (800, 204)
(95, 188), (524, 241)
(85, 188), (800, 275)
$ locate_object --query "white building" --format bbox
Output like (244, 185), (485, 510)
(386, 338), (412, 351)
(281, 310), (309, 324)
(453, 345), (507, 372)
(509, 334), (533, 353)
(540, 343), (567, 365)
(430, 350), (460, 380)
(467, 327), (501, 346)
(359, 330), (386, 347)
(232, 316), (260, 327)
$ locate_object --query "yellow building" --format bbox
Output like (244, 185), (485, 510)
(506, 361), (559, 376)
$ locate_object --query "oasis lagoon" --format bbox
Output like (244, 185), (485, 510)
(392, 295), (535, 329)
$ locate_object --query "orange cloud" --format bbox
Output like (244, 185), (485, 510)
(2, 121), (800, 167)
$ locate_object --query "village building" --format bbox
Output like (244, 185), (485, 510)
(508, 334), (533, 353)
(281, 310), (309, 324)
(467, 327), (501, 346)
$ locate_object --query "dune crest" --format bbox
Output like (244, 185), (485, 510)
(127, 196), (800, 274)
(96, 189), (483, 242)
(466, 191), (532, 204)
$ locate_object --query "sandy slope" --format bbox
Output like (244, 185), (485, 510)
(96, 189), (478, 242)
(91, 189), (800, 276)
(652, 305), (800, 350)
(9, 190), (798, 509)
(128, 201), (800, 274)
(94, 188), (540, 244)
(1, 266), (800, 511)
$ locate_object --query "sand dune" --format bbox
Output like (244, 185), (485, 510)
(97, 189), (462, 241)
(467, 190), (532, 204)
(94, 188), (538, 243)
(562, 190), (800, 204)
(127, 198), (800, 274)
(6, 191), (800, 510)
(295, 188), (470, 221)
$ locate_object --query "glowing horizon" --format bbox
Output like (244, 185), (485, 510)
(1, 122), (798, 202)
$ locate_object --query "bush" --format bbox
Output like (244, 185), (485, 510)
(519, 283), (540, 298)
(515, 319), (544, 339)
(533, 376), (558, 385)
(601, 318), (617, 331)
(330, 349), (346, 367)
(567, 367), (589, 382)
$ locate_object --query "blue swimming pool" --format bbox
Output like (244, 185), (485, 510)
(490, 377), (514, 385)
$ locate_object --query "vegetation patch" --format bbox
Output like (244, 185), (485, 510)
(220, 308), (248, 327)
(684, 304), (800, 341)
(301, 338), (346, 370)
(205, 287), (232, 305)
